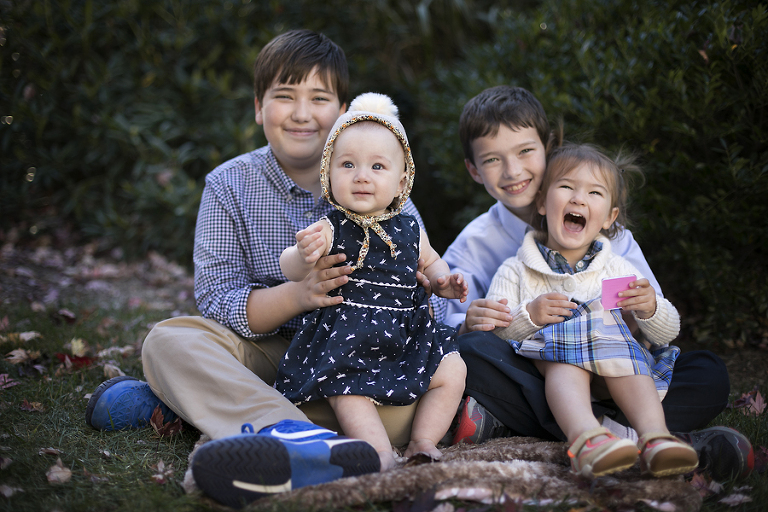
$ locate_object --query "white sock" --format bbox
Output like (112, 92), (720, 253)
(600, 415), (639, 443)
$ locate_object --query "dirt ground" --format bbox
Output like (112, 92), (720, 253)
(1, 236), (766, 395)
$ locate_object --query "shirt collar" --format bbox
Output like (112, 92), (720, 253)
(535, 238), (604, 275)
(262, 145), (314, 201)
(493, 201), (534, 243)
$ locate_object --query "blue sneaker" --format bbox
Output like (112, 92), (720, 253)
(85, 376), (177, 431)
(192, 419), (380, 508)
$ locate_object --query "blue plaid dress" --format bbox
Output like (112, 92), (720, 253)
(510, 298), (679, 399)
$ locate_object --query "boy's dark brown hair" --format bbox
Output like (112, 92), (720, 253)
(459, 86), (551, 165)
(535, 143), (643, 239)
(253, 29), (349, 106)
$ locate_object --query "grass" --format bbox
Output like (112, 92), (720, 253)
(1, 295), (766, 512)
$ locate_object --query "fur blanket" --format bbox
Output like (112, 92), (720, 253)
(186, 436), (701, 511)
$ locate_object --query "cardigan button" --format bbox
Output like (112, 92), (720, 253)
(563, 276), (576, 293)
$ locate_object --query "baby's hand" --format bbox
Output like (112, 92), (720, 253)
(433, 272), (468, 302)
(460, 298), (512, 334)
(294, 224), (326, 265)
(526, 293), (576, 326)
(616, 278), (656, 319)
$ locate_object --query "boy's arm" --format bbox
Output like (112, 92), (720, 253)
(194, 168), (349, 338)
(245, 253), (349, 334)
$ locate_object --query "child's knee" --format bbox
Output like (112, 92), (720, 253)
(432, 353), (466, 392)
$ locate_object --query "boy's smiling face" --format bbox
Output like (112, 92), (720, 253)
(255, 68), (345, 179)
(465, 125), (547, 221)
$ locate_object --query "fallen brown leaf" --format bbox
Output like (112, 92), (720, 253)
(0, 374), (19, 389)
(150, 405), (183, 438)
(0, 484), (24, 497)
(39, 447), (62, 456)
(103, 363), (125, 379)
(5, 348), (31, 365)
(719, 493), (752, 506)
(20, 399), (45, 412)
(150, 459), (174, 484)
(46, 458), (72, 484)
(83, 467), (109, 484)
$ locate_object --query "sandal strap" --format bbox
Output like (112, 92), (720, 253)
(568, 427), (615, 458)
(637, 432), (680, 450)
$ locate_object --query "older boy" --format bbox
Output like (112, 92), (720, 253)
(443, 86), (752, 481)
(85, 30), (432, 508)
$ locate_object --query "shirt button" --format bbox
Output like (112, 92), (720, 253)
(576, 261), (584, 269)
(563, 276), (576, 293)
(304, 211), (313, 219)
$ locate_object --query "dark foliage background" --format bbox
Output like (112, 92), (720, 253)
(2, 0), (766, 349)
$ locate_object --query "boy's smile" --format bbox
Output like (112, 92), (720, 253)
(255, 68), (345, 188)
(465, 125), (546, 221)
(538, 163), (619, 267)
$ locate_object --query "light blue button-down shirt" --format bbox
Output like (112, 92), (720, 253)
(441, 201), (661, 328)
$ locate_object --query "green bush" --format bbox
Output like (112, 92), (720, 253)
(414, 0), (768, 347)
(1, 0), (498, 259)
(2, 0), (766, 348)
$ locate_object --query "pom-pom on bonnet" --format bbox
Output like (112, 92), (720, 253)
(320, 92), (416, 269)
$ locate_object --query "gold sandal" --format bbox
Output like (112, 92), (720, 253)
(568, 427), (639, 478)
(638, 432), (699, 477)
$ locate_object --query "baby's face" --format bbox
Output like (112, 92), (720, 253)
(329, 124), (407, 216)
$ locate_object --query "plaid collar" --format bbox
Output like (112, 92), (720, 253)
(535, 238), (603, 275)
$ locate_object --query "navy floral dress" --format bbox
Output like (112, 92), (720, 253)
(275, 210), (458, 406)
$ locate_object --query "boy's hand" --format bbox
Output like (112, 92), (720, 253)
(295, 224), (326, 265)
(432, 273), (468, 302)
(459, 298), (512, 335)
(526, 293), (576, 326)
(616, 278), (656, 319)
(298, 253), (351, 311)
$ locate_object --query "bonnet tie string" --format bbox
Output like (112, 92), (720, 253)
(339, 208), (397, 270)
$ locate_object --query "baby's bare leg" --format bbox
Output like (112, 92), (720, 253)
(605, 374), (668, 436)
(328, 395), (396, 471)
(535, 360), (601, 443)
(404, 353), (466, 459)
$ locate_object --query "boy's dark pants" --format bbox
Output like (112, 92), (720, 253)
(459, 331), (729, 440)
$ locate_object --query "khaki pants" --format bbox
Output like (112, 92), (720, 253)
(142, 316), (417, 446)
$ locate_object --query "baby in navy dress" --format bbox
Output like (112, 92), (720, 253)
(276, 93), (468, 471)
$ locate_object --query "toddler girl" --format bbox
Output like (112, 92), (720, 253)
(486, 143), (698, 478)
(276, 93), (467, 471)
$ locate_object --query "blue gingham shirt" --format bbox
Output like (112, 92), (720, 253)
(194, 145), (445, 340)
(535, 239), (603, 275)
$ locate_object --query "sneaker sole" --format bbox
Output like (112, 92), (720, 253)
(192, 435), (379, 508)
(84, 376), (138, 429)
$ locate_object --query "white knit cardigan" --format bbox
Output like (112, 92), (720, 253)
(487, 231), (680, 347)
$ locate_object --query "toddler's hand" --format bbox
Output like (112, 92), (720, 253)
(433, 272), (468, 302)
(460, 298), (512, 334)
(526, 293), (576, 326)
(616, 278), (656, 319)
(295, 224), (326, 265)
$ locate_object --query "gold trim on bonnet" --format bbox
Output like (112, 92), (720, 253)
(320, 113), (416, 270)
